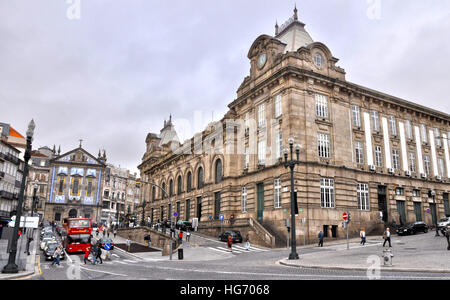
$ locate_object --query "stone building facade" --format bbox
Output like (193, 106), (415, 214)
(44, 146), (106, 223)
(138, 8), (450, 246)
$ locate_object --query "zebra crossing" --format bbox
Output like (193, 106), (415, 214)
(207, 244), (268, 255)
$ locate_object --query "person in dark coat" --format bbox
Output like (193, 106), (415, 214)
(96, 243), (103, 264)
(318, 231), (324, 247)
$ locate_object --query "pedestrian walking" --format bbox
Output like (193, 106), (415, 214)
(113, 228), (117, 239)
(96, 243), (103, 264)
(227, 235), (233, 252)
(186, 230), (191, 242)
(383, 227), (392, 247)
(92, 245), (98, 265)
(103, 227), (106, 238)
(245, 234), (250, 251)
(126, 236), (131, 252)
(84, 247), (91, 264)
(51, 246), (62, 266)
(360, 228), (366, 245)
(445, 225), (450, 251)
(178, 231), (183, 243)
(96, 227), (99, 237)
(318, 231), (324, 247)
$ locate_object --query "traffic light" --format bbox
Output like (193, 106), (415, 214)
(347, 212), (351, 223)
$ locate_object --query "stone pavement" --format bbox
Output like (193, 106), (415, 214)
(0, 229), (39, 280)
(280, 232), (450, 273)
(111, 230), (236, 261)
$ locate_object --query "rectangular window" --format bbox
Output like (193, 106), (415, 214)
(244, 146), (249, 169)
(355, 141), (364, 165)
(315, 94), (328, 118)
(435, 128), (442, 147)
(371, 111), (380, 132)
(242, 187), (247, 213)
(389, 116), (397, 136)
(274, 94), (282, 118)
(421, 124), (428, 143)
(258, 139), (266, 165)
(438, 158), (445, 177)
(392, 149), (400, 170)
(405, 120), (413, 139)
(409, 152), (416, 173)
(374, 146), (383, 168)
(275, 130), (282, 159)
(258, 103), (265, 127)
(352, 105), (361, 127)
(274, 179), (281, 208)
(244, 112), (250, 131)
(320, 178), (335, 208)
(395, 187), (404, 196)
(318, 133), (331, 158)
(424, 155), (431, 176)
(357, 183), (370, 210)
(412, 189), (420, 197)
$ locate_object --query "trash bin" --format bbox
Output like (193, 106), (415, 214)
(178, 248), (183, 260)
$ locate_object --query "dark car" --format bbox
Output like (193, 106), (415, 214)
(396, 222), (429, 235)
(43, 243), (65, 261)
(176, 220), (192, 231)
(98, 238), (115, 250)
(219, 230), (243, 243)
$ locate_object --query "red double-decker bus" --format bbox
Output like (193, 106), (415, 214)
(63, 218), (92, 253)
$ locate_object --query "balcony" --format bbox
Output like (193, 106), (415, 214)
(0, 190), (14, 200)
(0, 153), (20, 165)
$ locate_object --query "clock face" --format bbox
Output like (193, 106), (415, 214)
(258, 53), (267, 68)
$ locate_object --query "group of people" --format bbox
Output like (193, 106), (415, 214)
(95, 225), (118, 239)
(83, 242), (104, 265)
(317, 227), (389, 247)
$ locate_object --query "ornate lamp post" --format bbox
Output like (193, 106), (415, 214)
(283, 137), (301, 260)
(2, 120), (35, 273)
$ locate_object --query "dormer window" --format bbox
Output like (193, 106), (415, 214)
(314, 53), (323, 68)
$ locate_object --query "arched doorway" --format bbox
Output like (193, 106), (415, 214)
(68, 209), (77, 218)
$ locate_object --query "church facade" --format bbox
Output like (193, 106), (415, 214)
(138, 8), (450, 246)
(44, 145), (106, 223)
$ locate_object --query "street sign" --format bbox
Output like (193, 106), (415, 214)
(219, 214), (224, 221)
(208, 216), (212, 220)
(343, 212), (348, 221)
(173, 212), (178, 217)
(8, 216), (39, 228)
(104, 243), (111, 251)
(299, 208), (303, 213)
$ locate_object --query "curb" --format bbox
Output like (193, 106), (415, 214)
(113, 246), (144, 260)
(277, 259), (450, 274)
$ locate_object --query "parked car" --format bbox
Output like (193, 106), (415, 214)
(43, 243), (65, 261)
(219, 230), (243, 243)
(396, 222), (429, 235)
(438, 217), (450, 235)
(97, 238), (115, 250)
(176, 220), (192, 231)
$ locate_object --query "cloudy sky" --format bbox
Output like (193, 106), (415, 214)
(1, 0), (449, 175)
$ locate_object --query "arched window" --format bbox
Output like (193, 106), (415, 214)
(197, 167), (204, 189)
(215, 159), (223, 184)
(187, 172), (192, 192)
(169, 179), (174, 197)
(177, 176), (182, 195)
(162, 182), (166, 199)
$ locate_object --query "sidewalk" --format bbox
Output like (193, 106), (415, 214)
(0, 229), (39, 280)
(280, 232), (450, 273)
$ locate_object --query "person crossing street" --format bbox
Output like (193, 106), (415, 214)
(383, 228), (392, 247)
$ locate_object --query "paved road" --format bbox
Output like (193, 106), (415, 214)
(31, 231), (450, 280)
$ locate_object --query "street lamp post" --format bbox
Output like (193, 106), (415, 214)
(431, 190), (439, 236)
(283, 137), (301, 260)
(2, 120), (35, 273)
